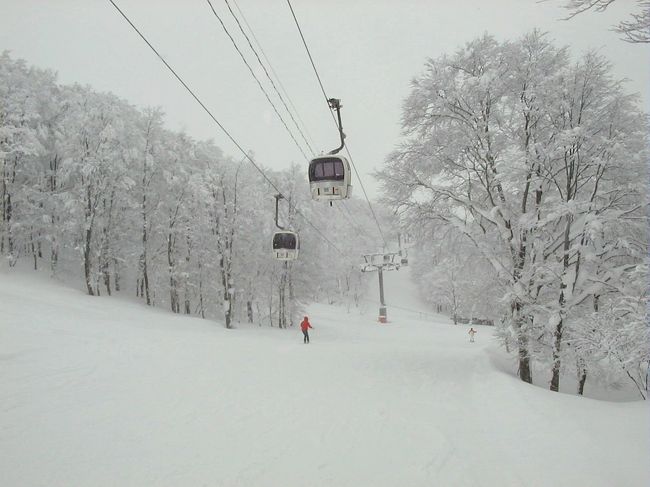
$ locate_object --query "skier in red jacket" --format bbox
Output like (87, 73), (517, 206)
(300, 316), (313, 344)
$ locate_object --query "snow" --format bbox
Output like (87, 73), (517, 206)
(1, 268), (648, 487)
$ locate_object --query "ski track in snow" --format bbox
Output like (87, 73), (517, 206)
(0, 268), (648, 487)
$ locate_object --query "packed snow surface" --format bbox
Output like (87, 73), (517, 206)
(1, 269), (648, 487)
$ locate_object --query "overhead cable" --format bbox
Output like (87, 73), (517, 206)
(229, 0), (375, 246)
(205, 0), (310, 161)
(286, 0), (389, 249)
(107, 0), (343, 255)
(231, 0), (318, 153)
(223, 0), (315, 156)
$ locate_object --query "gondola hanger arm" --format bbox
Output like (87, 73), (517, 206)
(327, 98), (346, 155)
(274, 193), (286, 230)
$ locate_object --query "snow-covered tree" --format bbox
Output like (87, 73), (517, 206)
(0, 52), (377, 334)
(557, 0), (650, 43)
(378, 31), (648, 394)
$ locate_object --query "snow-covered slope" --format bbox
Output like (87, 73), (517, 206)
(1, 270), (648, 487)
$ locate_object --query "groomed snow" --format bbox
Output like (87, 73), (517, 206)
(1, 268), (648, 487)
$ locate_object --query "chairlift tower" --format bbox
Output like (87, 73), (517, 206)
(360, 252), (400, 323)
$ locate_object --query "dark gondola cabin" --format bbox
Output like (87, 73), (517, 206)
(308, 155), (352, 201)
(272, 231), (299, 261)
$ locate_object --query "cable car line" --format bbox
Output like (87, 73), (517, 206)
(107, 0), (343, 256)
(341, 144), (388, 246)
(336, 203), (364, 238)
(224, 0), (368, 248)
(231, 0), (318, 153)
(226, 0), (374, 242)
(286, 0), (388, 249)
(205, 0), (310, 161)
(285, 0), (332, 120)
(222, 0), (315, 157)
(340, 201), (366, 235)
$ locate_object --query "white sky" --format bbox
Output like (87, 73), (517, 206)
(1, 0), (647, 198)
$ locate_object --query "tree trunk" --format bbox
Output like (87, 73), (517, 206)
(288, 267), (295, 327)
(50, 240), (58, 275)
(0, 172), (5, 255)
(278, 264), (289, 328)
(113, 258), (120, 292)
(141, 228), (151, 305)
(6, 193), (15, 266)
(103, 269), (112, 296)
(550, 316), (563, 392)
(83, 223), (94, 296)
(278, 281), (285, 328)
(513, 301), (532, 383)
(31, 231), (38, 270)
(48, 153), (60, 274)
(101, 228), (111, 297)
(184, 234), (191, 314)
(577, 295), (599, 396)
(141, 189), (151, 305)
(577, 359), (587, 396)
(219, 252), (234, 328)
(83, 184), (98, 296)
(142, 248), (151, 305)
(100, 191), (116, 296)
(551, 217), (573, 392)
(168, 232), (179, 313)
(197, 260), (205, 319)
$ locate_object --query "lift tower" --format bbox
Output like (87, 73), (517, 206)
(360, 252), (400, 323)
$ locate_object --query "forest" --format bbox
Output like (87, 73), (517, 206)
(0, 50), (380, 330)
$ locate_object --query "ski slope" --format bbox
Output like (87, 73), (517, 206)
(1, 269), (648, 487)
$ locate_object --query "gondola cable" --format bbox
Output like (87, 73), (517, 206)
(205, 0), (311, 161)
(230, 0), (318, 153)
(106, 0), (343, 256)
(286, 0), (389, 249)
(222, 0), (315, 157)
(226, 0), (376, 246)
(227, 0), (377, 247)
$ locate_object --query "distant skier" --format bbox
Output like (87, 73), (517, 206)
(300, 316), (313, 344)
(468, 327), (477, 343)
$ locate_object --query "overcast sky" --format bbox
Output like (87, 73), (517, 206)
(1, 0), (647, 198)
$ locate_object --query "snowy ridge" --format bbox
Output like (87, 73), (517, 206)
(1, 270), (648, 487)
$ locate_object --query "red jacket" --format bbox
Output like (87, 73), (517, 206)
(300, 318), (312, 331)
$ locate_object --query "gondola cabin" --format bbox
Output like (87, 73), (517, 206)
(272, 231), (299, 261)
(308, 155), (352, 201)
